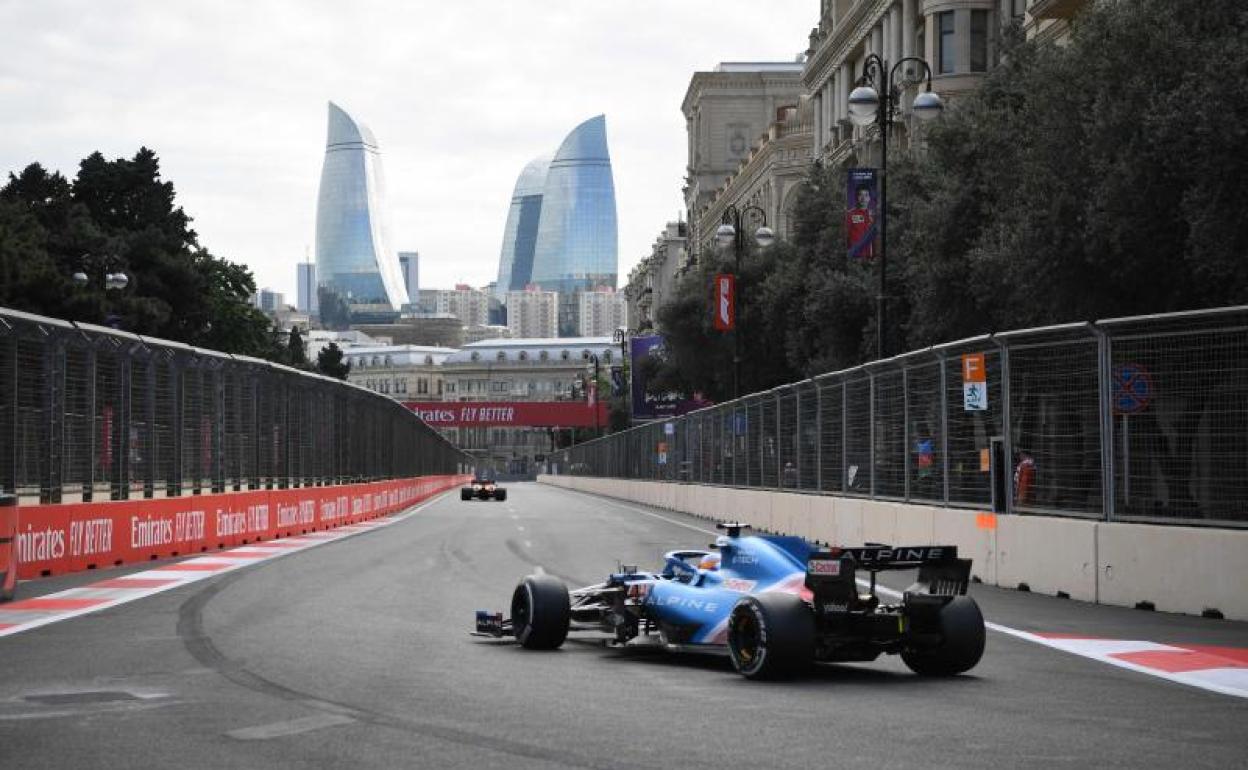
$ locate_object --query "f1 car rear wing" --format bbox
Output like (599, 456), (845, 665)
(806, 544), (972, 603)
(830, 545), (959, 571)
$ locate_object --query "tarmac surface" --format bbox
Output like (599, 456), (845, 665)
(1, 481), (1245, 769)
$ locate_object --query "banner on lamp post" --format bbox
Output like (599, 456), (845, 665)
(846, 168), (879, 260)
(712, 273), (736, 332)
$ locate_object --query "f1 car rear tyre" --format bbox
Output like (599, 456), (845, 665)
(495, 489), (507, 502)
(511, 574), (570, 650)
(727, 593), (815, 679)
(901, 596), (986, 676)
(460, 489), (472, 501)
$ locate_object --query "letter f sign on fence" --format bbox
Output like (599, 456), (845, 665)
(713, 274), (735, 332)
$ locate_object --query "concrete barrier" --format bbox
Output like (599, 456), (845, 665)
(539, 475), (1247, 621)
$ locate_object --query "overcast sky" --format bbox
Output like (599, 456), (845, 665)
(1, 0), (815, 299)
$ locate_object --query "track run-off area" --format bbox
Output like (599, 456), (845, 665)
(1, 482), (1245, 769)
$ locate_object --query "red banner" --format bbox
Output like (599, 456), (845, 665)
(13, 475), (470, 580)
(403, 401), (607, 428)
(713, 273), (736, 332)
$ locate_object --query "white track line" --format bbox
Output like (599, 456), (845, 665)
(550, 484), (1248, 699)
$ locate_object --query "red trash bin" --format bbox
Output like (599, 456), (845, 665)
(0, 494), (16, 601)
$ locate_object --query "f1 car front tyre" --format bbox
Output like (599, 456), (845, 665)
(461, 489), (472, 501)
(511, 574), (570, 650)
(901, 596), (986, 676)
(727, 593), (814, 679)
(494, 489), (507, 502)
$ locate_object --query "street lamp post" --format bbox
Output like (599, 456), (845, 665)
(848, 54), (943, 360)
(72, 254), (130, 329)
(715, 204), (775, 399)
(587, 353), (602, 436)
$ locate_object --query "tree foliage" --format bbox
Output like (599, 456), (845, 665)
(287, 326), (308, 367)
(316, 342), (351, 380)
(0, 148), (284, 359)
(649, 0), (1248, 402)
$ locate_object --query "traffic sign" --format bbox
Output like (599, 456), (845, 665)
(1112, 363), (1153, 415)
(962, 353), (988, 412)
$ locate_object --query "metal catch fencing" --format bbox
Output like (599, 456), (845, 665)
(551, 306), (1248, 528)
(0, 307), (472, 504)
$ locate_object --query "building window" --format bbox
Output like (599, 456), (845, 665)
(560, 350), (570, 361)
(384, 355), (392, 366)
(539, 350), (549, 361)
(518, 351), (528, 361)
(418, 379), (428, 395)
(938, 11), (955, 74)
(602, 350), (612, 363)
(497, 351), (506, 361)
(970, 10), (988, 72)
(437, 380), (443, 396)
(471, 352), (480, 362)
(424, 355), (433, 365)
(372, 356), (381, 366)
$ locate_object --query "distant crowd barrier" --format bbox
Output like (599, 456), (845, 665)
(553, 306), (1248, 528)
(0, 307), (473, 505)
(13, 474), (470, 580)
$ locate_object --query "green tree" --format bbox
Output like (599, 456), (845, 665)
(287, 326), (308, 367)
(0, 148), (282, 359)
(317, 342), (351, 380)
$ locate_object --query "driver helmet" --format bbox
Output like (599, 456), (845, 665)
(698, 552), (721, 571)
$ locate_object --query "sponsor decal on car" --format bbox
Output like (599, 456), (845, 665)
(807, 559), (841, 576)
(721, 578), (757, 593)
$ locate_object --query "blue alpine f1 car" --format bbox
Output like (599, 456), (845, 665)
(474, 523), (985, 679)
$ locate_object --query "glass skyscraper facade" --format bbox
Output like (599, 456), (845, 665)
(315, 101), (409, 310)
(530, 115), (618, 294)
(495, 154), (551, 299)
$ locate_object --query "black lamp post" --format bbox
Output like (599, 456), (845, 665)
(848, 54), (943, 360)
(715, 204), (775, 399)
(586, 353), (603, 436)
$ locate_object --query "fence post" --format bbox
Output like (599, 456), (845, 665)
(44, 335), (65, 504)
(1093, 325), (1116, 522)
(84, 344), (97, 503)
(939, 353), (949, 505)
(814, 382), (822, 491)
(143, 356), (156, 498)
(869, 371), (876, 499)
(903, 365), (911, 502)
(768, 394), (778, 489)
(995, 338), (1012, 515)
(213, 364), (225, 494)
(4, 337), (16, 495)
(841, 379), (848, 492)
(116, 350), (132, 501)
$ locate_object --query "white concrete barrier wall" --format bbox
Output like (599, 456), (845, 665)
(538, 475), (1246, 621)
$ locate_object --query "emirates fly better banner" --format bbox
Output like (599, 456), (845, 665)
(403, 401), (606, 428)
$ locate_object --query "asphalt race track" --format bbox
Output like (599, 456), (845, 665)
(1, 482), (1245, 769)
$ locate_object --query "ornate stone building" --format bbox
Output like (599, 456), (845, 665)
(804, 1), (1087, 167)
(682, 63), (807, 263)
(624, 220), (688, 333)
(692, 101), (814, 258)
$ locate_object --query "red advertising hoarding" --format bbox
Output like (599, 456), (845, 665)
(403, 401), (607, 428)
(14, 475), (470, 580)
